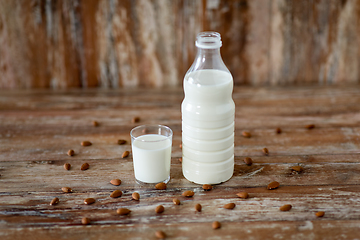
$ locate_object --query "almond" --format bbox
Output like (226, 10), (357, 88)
(315, 211), (325, 217)
(242, 131), (251, 138)
(279, 204), (292, 211)
(132, 116), (140, 123)
(236, 192), (249, 199)
(84, 198), (95, 205)
(182, 190), (194, 197)
(81, 141), (92, 146)
(223, 203), (236, 209)
(155, 182), (167, 190)
(263, 147), (269, 155)
(110, 179), (122, 186)
(64, 163), (71, 170)
(132, 192), (140, 201)
(155, 230), (166, 239)
(122, 151), (130, 158)
(306, 124), (315, 129)
(173, 198), (180, 205)
(178, 157), (182, 163)
(81, 217), (90, 225)
(61, 187), (72, 193)
(117, 139), (126, 145)
(155, 205), (164, 213)
(267, 181), (280, 190)
(110, 190), (123, 198)
(81, 162), (89, 171)
(195, 203), (202, 212)
(276, 128), (282, 134)
(92, 121), (99, 127)
(50, 197), (59, 206)
(67, 149), (75, 157)
(179, 143), (182, 148)
(212, 221), (221, 229)
(244, 157), (253, 166)
(202, 184), (213, 191)
(291, 166), (304, 173)
(117, 208), (131, 215)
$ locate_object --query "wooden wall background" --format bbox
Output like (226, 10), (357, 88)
(0, 0), (359, 89)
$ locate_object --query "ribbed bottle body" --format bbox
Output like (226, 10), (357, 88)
(181, 69), (235, 184)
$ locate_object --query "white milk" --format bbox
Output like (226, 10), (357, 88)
(181, 69), (235, 184)
(132, 134), (172, 183)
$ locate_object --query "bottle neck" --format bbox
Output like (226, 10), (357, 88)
(187, 47), (229, 74)
(197, 48), (222, 64)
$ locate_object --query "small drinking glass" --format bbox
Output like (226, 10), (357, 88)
(130, 125), (173, 184)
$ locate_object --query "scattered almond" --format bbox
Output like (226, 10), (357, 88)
(122, 151), (130, 158)
(182, 190), (194, 197)
(117, 208), (131, 215)
(236, 192), (249, 199)
(132, 192), (140, 201)
(50, 197), (59, 206)
(267, 181), (280, 190)
(84, 198), (95, 205)
(202, 184), (213, 191)
(110, 179), (122, 186)
(155, 230), (166, 239)
(155, 182), (167, 190)
(242, 131), (251, 138)
(61, 187), (72, 193)
(67, 149), (75, 157)
(178, 157), (182, 163)
(155, 205), (165, 213)
(306, 124), (315, 129)
(212, 221), (221, 229)
(179, 143), (182, 148)
(276, 128), (282, 134)
(173, 198), (180, 205)
(263, 148), (269, 155)
(64, 163), (71, 170)
(315, 211), (325, 217)
(223, 203), (236, 209)
(117, 139), (127, 145)
(244, 157), (253, 166)
(81, 141), (92, 146)
(92, 121), (99, 127)
(132, 116), (140, 123)
(81, 217), (90, 225)
(81, 162), (89, 171)
(195, 203), (202, 212)
(279, 204), (292, 211)
(110, 190), (123, 198)
(291, 166), (304, 173)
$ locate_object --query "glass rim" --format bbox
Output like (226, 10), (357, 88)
(130, 124), (173, 142)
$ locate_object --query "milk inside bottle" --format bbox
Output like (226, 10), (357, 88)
(181, 32), (235, 184)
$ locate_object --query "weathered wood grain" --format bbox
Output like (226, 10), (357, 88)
(1, 220), (359, 240)
(1, 0), (360, 88)
(1, 86), (360, 239)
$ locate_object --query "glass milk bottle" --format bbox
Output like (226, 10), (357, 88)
(181, 32), (235, 184)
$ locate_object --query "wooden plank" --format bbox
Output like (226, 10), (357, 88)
(1, 157), (360, 191)
(1, 182), (360, 238)
(1, 124), (360, 160)
(0, 220), (359, 240)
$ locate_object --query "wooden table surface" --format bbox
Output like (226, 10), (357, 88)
(1, 86), (360, 239)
